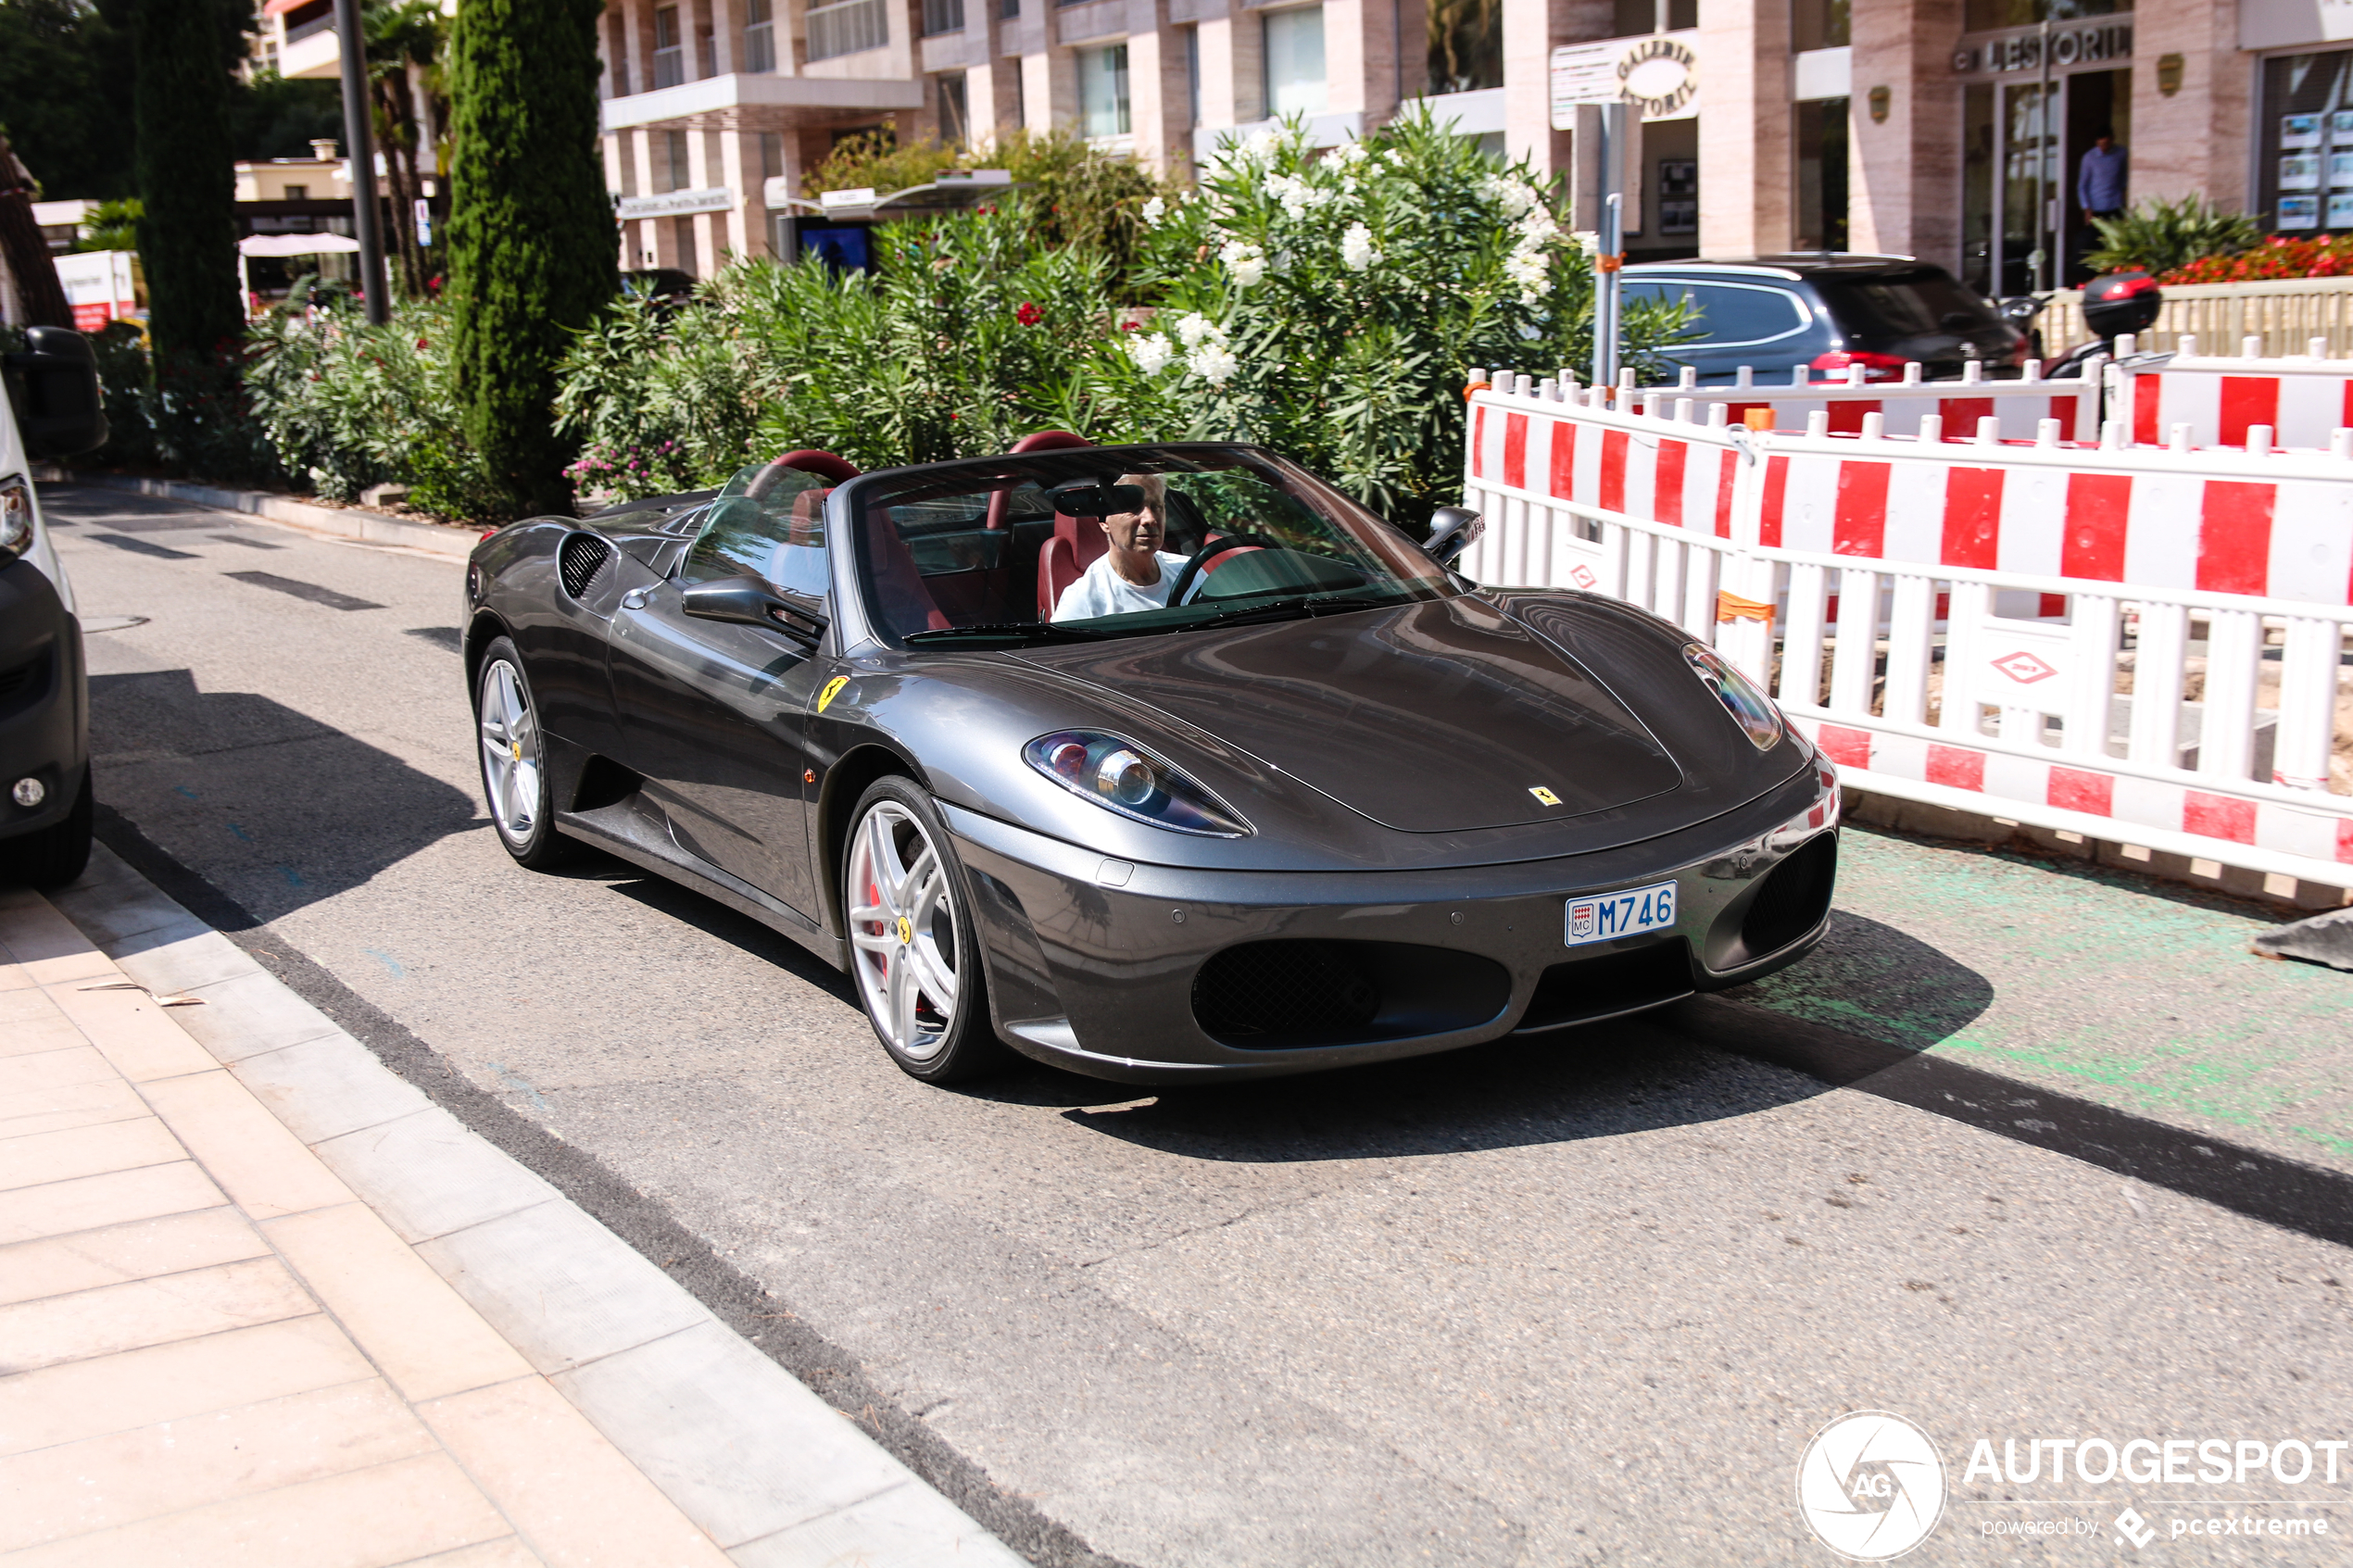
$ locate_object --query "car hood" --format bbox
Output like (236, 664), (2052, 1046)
(1006, 596), (1683, 833)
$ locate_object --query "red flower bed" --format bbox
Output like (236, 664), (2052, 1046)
(2161, 234), (2353, 283)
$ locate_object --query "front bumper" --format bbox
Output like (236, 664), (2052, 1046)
(948, 762), (1838, 1084)
(0, 559), (87, 844)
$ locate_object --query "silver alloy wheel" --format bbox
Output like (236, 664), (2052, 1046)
(847, 799), (962, 1062)
(478, 659), (543, 846)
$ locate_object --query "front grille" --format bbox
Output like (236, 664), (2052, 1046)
(1742, 834), (1837, 957)
(1516, 941), (1693, 1034)
(1193, 940), (1379, 1039)
(0, 649), (51, 718)
(558, 533), (611, 599)
(1191, 939), (1511, 1049)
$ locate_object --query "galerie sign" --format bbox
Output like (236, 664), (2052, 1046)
(1550, 31), (1700, 130)
(613, 187), (736, 221)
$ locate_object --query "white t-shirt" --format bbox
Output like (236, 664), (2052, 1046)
(1052, 550), (1192, 621)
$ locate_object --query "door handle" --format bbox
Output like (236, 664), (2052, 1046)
(621, 589), (649, 610)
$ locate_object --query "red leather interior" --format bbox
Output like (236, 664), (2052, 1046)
(864, 514), (950, 633)
(787, 487), (825, 548)
(1038, 509), (1109, 621)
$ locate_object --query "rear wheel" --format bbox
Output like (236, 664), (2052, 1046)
(475, 637), (573, 870)
(843, 777), (1005, 1082)
(5, 770), (93, 891)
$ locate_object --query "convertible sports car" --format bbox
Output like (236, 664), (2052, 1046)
(463, 438), (1838, 1084)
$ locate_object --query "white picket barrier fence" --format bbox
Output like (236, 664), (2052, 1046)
(1460, 378), (2353, 888)
(1579, 359), (2105, 443)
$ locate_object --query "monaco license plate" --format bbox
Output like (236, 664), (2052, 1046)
(1565, 881), (1678, 947)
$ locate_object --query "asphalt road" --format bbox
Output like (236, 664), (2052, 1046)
(38, 483), (2353, 1566)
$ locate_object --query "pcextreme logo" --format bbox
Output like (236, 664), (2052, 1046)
(1797, 1411), (1949, 1561)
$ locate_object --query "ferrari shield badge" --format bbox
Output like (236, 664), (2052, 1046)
(817, 676), (849, 712)
(1529, 785), (1562, 807)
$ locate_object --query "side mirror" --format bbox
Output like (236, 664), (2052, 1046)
(680, 575), (827, 646)
(2, 326), (109, 458)
(1422, 506), (1483, 566)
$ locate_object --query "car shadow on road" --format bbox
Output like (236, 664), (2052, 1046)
(1049, 911), (1998, 1160)
(581, 859), (863, 1007)
(88, 669), (484, 930)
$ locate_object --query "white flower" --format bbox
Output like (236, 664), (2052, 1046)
(1186, 342), (1240, 384)
(1334, 139), (1369, 166)
(1481, 174), (1541, 219)
(1504, 246), (1552, 303)
(1141, 194), (1166, 226)
(1174, 311), (1225, 347)
(1219, 238), (1267, 286)
(1266, 171), (1327, 220)
(1127, 331), (1176, 373)
(1517, 207), (1560, 244)
(1340, 221), (1379, 271)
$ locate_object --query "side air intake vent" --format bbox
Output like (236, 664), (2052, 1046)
(1741, 833), (1837, 956)
(558, 533), (611, 599)
(1190, 939), (1509, 1049)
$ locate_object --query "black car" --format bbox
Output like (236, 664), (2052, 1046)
(1624, 255), (2029, 385)
(464, 443), (1839, 1085)
(0, 328), (107, 889)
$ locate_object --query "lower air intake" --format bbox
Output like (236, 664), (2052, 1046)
(1742, 833), (1837, 956)
(1191, 939), (1510, 1049)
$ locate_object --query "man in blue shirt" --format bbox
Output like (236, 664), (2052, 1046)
(2079, 129), (2128, 221)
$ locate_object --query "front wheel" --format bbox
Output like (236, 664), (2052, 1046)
(475, 637), (573, 870)
(843, 777), (1006, 1083)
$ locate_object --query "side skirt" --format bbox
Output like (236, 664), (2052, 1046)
(558, 791), (849, 972)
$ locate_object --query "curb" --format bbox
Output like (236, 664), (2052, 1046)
(33, 467), (481, 559)
(45, 842), (1028, 1568)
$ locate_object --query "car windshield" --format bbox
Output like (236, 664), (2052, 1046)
(851, 445), (1461, 646)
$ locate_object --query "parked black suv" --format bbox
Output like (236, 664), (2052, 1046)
(1, 326), (109, 888)
(1623, 255), (2029, 385)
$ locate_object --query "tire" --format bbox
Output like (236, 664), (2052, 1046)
(474, 637), (574, 871)
(842, 776), (1007, 1083)
(6, 769), (93, 891)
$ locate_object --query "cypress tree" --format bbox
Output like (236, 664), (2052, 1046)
(447, 0), (616, 517)
(132, 0), (242, 367)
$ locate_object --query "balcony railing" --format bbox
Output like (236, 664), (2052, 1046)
(921, 0), (964, 36)
(284, 6), (333, 44)
(807, 0), (887, 58)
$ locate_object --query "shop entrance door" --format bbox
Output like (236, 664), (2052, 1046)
(1960, 67), (2132, 298)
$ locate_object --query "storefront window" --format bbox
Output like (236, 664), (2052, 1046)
(1428, 0), (1501, 95)
(1265, 6), (1328, 117)
(1962, 84), (1996, 294)
(2260, 52), (2353, 233)
(1082, 44), (1131, 138)
(1793, 0), (1848, 54)
(1793, 98), (1850, 251)
(1962, 0), (2129, 28)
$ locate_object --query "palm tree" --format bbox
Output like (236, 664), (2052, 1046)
(365, 0), (447, 297)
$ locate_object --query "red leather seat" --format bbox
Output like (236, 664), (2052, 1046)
(974, 431), (1100, 621)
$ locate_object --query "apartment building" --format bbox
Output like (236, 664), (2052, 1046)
(576, 0), (2301, 294)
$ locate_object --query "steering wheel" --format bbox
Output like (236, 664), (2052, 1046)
(1166, 533), (1282, 607)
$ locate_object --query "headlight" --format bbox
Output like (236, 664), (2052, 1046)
(1683, 642), (1784, 752)
(1024, 731), (1253, 837)
(0, 477), (33, 564)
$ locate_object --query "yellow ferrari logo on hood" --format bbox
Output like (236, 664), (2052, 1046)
(817, 676), (849, 712)
(1529, 785), (1562, 807)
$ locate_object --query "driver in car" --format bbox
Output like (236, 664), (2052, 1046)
(1052, 474), (1192, 621)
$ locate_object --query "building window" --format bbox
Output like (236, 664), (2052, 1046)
(1793, 0), (1849, 52)
(283, 184), (308, 200)
(923, 0), (964, 36)
(1081, 44), (1131, 138)
(743, 0), (775, 71)
(1001, 0), (1017, 18)
(938, 72), (971, 142)
(1265, 6), (1327, 119)
(760, 131), (785, 182)
(807, 0), (887, 60)
(1793, 96), (1850, 251)
(674, 215), (699, 277)
(2259, 51), (2353, 233)
(664, 129), (692, 192)
(653, 5), (685, 87)
(1185, 26), (1201, 127)
(1428, 0), (1500, 95)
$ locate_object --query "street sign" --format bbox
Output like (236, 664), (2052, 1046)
(614, 187), (736, 221)
(1550, 30), (1701, 129)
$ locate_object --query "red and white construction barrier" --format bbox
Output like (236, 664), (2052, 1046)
(2112, 334), (2353, 451)
(1461, 375), (2353, 889)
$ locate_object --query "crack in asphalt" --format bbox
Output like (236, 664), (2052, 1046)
(89, 800), (1145, 1568)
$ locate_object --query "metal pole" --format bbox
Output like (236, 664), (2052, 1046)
(333, 0), (390, 324)
(1594, 103), (1625, 389)
(2030, 18), (2051, 295)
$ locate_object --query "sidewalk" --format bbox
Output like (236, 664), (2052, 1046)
(0, 863), (1026, 1567)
